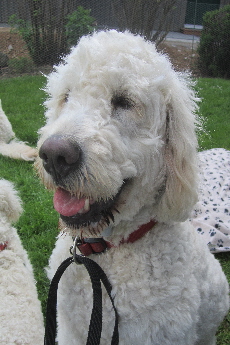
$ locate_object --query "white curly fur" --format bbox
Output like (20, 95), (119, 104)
(0, 179), (44, 344)
(36, 31), (229, 344)
(0, 100), (37, 161)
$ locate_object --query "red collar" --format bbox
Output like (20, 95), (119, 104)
(76, 219), (157, 256)
(0, 242), (8, 251)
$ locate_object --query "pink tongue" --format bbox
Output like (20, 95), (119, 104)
(53, 188), (86, 217)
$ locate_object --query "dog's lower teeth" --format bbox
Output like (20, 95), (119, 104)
(84, 199), (90, 212)
(77, 209), (84, 214)
(77, 198), (90, 214)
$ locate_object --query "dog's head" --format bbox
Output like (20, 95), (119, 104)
(36, 30), (199, 237)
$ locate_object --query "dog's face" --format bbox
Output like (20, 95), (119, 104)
(36, 30), (198, 236)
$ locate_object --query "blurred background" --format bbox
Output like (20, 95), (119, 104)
(0, 0), (230, 78)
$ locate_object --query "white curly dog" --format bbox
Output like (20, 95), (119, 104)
(0, 179), (44, 345)
(0, 100), (37, 161)
(36, 31), (229, 345)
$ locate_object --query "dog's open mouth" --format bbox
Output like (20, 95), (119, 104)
(54, 180), (128, 228)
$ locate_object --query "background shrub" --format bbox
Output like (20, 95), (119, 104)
(8, 1), (94, 66)
(0, 52), (9, 68)
(65, 6), (96, 48)
(197, 5), (230, 78)
(8, 57), (35, 74)
(111, 0), (177, 46)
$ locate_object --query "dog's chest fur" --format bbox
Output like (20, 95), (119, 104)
(47, 221), (228, 345)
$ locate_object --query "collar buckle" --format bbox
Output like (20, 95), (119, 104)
(0, 241), (8, 251)
(74, 237), (108, 256)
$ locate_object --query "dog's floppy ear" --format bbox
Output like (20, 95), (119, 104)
(157, 76), (199, 223)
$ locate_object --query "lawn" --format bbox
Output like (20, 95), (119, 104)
(0, 75), (230, 344)
(196, 78), (230, 151)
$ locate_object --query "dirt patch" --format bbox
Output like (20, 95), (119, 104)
(0, 28), (30, 60)
(0, 28), (52, 77)
(158, 41), (199, 75)
(0, 28), (200, 77)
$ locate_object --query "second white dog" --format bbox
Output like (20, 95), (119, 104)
(0, 179), (44, 345)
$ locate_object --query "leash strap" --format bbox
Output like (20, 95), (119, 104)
(44, 257), (73, 345)
(44, 250), (119, 345)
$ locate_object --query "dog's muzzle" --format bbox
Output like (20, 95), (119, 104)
(39, 134), (131, 229)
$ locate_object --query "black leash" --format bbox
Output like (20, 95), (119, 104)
(44, 238), (119, 345)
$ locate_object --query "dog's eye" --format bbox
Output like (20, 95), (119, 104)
(64, 94), (68, 102)
(64, 91), (70, 103)
(111, 95), (134, 110)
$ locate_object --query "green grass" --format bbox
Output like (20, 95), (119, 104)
(0, 75), (230, 343)
(196, 78), (230, 151)
(0, 75), (46, 144)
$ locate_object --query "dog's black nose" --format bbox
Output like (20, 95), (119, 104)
(39, 135), (82, 180)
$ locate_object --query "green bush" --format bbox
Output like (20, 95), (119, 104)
(65, 6), (96, 48)
(197, 5), (230, 78)
(9, 12), (67, 66)
(9, 4), (96, 67)
(9, 14), (43, 66)
(8, 57), (35, 74)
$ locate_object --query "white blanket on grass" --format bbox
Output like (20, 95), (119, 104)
(190, 148), (230, 253)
